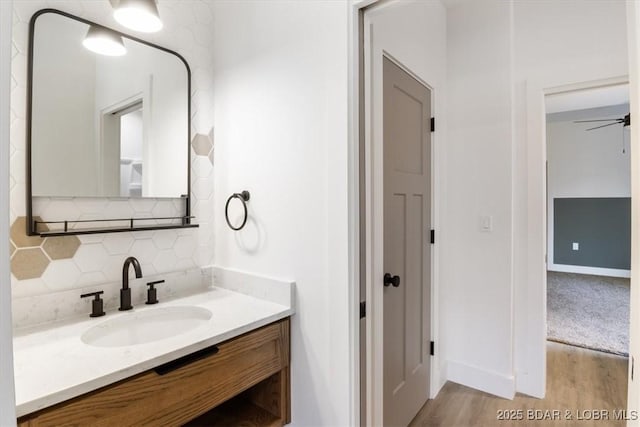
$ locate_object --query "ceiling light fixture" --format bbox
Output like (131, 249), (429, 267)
(82, 25), (127, 56)
(113, 0), (163, 33)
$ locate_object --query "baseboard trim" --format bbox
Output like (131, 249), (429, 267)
(431, 363), (447, 399)
(447, 360), (515, 399)
(548, 264), (630, 278)
(515, 371), (545, 399)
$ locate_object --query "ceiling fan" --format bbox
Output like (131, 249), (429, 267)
(574, 113), (631, 131)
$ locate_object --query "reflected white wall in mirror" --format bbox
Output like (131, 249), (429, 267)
(31, 11), (188, 198)
(119, 105), (143, 197)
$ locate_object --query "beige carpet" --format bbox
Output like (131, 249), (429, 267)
(547, 271), (629, 356)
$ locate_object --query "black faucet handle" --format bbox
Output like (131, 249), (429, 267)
(80, 290), (103, 298)
(146, 280), (164, 305)
(80, 291), (105, 318)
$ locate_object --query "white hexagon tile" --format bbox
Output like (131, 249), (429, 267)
(152, 230), (178, 250)
(9, 0), (216, 309)
(101, 235), (135, 256)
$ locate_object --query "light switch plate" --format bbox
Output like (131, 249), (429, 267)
(480, 215), (493, 232)
(572, 242), (579, 251)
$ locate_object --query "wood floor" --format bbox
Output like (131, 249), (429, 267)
(409, 342), (628, 427)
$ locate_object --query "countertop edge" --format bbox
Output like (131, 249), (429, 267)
(16, 308), (294, 418)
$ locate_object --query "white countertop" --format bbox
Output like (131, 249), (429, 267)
(13, 285), (294, 418)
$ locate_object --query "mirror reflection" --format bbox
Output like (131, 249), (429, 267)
(30, 11), (189, 198)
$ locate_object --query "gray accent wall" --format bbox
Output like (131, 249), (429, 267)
(554, 197), (630, 270)
(546, 102), (630, 275)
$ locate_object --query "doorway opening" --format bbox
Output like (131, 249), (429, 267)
(116, 102), (144, 197)
(358, 2), (439, 425)
(544, 84), (630, 359)
(100, 96), (145, 197)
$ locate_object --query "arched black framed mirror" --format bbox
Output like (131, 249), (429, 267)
(26, 9), (197, 236)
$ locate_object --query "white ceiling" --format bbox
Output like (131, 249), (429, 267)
(545, 84), (629, 114)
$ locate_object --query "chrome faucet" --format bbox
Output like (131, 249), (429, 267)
(120, 256), (142, 311)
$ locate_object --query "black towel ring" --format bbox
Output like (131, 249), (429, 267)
(225, 191), (250, 231)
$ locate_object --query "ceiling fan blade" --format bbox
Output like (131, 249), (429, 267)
(574, 119), (621, 123)
(585, 122), (621, 131)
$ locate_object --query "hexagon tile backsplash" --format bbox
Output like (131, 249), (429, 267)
(10, 1), (216, 305)
(11, 216), (80, 280)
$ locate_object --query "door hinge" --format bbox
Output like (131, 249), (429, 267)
(430, 341), (435, 356)
(360, 301), (366, 319)
(430, 117), (435, 132)
(430, 229), (435, 244)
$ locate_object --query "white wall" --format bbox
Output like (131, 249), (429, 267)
(442, 0), (515, 399)
(442, 0), (628, 400)
(546, 104), (630, 275)
(1, 0), (16, 424)
(31, 13), (98, 197)
(512, 0), (628, 396)
(95, 41), (188, 198)
(547, 106), (630, 201)
(210, 1), (351, 425)
(120, 109), (144, 196)
(120, 110), (144, 161)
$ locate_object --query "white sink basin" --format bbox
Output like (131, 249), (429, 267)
(81, 306), (212, 348)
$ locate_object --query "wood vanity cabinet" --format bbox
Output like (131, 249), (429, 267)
(17, 318), (290, 427)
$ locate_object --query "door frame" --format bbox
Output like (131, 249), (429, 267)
(350, 1), (440, 425)
(522, 75), (629, 399)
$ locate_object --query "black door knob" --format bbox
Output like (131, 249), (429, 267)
(384, 273), (400, 288)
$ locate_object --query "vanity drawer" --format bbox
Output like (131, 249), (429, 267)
(19, 318), (290, 427)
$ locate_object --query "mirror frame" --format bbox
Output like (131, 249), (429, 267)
(25, 9), (197, 237)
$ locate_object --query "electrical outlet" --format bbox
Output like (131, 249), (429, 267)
(572, 242), (579, 251)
